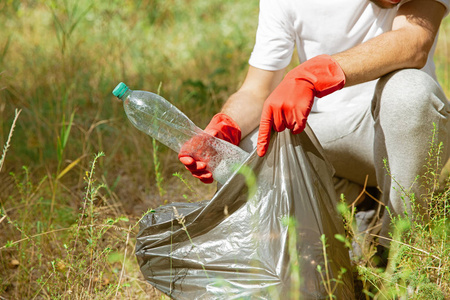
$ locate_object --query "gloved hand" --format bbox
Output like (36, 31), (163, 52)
(178, 113), (241, 183)
(257, 54), (346, 157)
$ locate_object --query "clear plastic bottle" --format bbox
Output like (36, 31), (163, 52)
(112, 82), (249, 184)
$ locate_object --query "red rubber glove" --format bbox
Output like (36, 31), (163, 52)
(178, 113), (241, 183)
(257, 54), (346, 157)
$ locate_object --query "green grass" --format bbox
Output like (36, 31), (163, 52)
(0, 1), (449, 298)
(0, 1), (256, 298)
(435, 16), (450, 97)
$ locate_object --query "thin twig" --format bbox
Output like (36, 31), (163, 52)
(0, 224), (129, 250)
(371, 233), (441, 261)
(350, 175), (384, 207)
(116, 225), (131, 298)
(65, 152), (104, 288)
(31, 272), (54, 300)
(172, 207), (209, 279)
(350, 175), (369, 207)
(0, 108), (22, 173)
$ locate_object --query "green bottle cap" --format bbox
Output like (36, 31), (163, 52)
(112, 82), (129, 98)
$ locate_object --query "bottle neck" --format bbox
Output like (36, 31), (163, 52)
(119, 89), (132, 101)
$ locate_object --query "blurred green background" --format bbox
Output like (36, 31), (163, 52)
(0, 1), (260, 298)
(0, 0), (260, 212)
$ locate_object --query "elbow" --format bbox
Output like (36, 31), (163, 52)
(411, 49), (429, 69)
(398, 28), (434, 70)
(408, 35), (434, 69)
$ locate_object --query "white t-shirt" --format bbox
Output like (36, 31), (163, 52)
(248, 0), (450, 112)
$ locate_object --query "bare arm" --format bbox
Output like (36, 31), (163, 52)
(333, 0), (446, 87)
(220, 66), (285, 138)
(219, 0), (446, 139)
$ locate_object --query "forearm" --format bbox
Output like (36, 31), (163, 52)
(333, 0), (445, 87)
(219, 66), (285, 138)
(221, 90), (265, 138)
(332, 30), (426, 86)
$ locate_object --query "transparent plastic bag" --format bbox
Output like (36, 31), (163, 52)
(135, 127), (355, 299)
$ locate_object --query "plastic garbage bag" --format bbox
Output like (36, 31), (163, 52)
(135, 127), (355, 299)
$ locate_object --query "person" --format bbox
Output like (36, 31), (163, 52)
(178, 0), (450, 249)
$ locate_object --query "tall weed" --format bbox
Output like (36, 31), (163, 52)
(336, 125), (450, 299)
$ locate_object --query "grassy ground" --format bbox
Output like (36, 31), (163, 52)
(0, 1), (449, 299)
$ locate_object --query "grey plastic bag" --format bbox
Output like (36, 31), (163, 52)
(135, 128), (355, 299)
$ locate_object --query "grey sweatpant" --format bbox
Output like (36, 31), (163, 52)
(308, 69), (450, 245)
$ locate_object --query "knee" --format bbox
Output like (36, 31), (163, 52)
(372, 69), (449, 125)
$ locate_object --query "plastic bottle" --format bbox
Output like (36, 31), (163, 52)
(112, 82), (249, 184)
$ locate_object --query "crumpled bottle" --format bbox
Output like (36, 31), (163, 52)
(112, 82), (249, 184)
